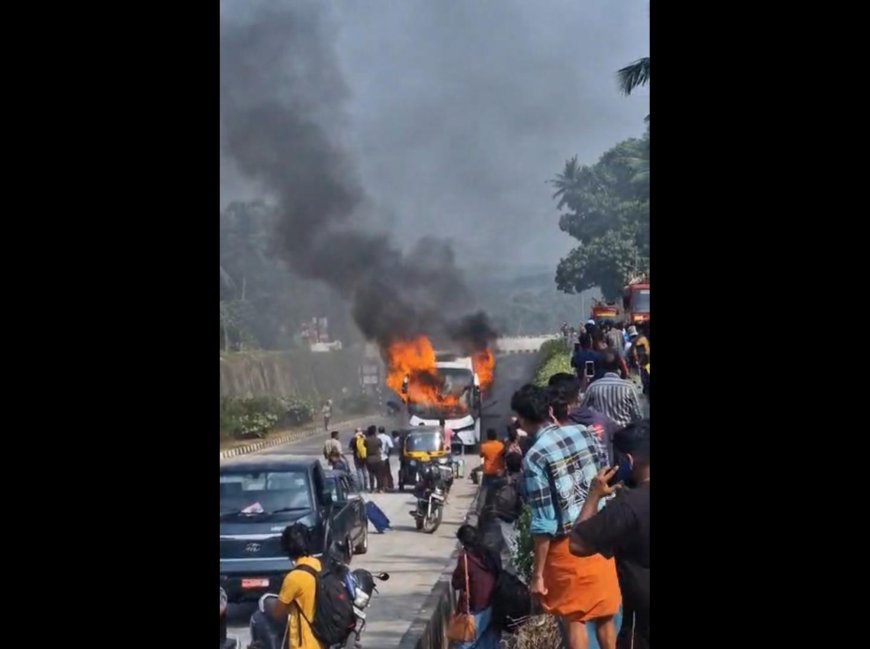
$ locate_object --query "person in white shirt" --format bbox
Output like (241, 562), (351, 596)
(377, 426), (395, 490)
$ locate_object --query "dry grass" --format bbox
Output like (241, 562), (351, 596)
(500, 615), (563, 649)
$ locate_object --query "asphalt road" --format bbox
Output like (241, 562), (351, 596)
(223, 352), (540, 648)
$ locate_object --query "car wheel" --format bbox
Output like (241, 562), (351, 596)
(354, 525), (369, 555)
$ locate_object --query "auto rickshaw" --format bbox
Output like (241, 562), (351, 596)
(397, 425), (448, 491)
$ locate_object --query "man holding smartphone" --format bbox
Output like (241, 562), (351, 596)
(570, 333), (601, 393)
(570, 420), (650, 649)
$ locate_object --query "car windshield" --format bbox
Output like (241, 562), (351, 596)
(219, 470), (312, 517)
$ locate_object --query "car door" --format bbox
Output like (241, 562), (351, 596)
(328, 474), (356, 549)
(341, 474), (366, 543)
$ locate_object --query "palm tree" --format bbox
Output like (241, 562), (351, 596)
(626, 128), (649, 185)
(550, 156), (583, 210)
(617, 57), (650, 96)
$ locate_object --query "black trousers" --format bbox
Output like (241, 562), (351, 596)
(365, 459), (382, 491)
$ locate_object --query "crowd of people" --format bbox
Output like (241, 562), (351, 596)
(451, 369), (649, 649)
(303, 322), (651, 649)
(571, 319), (650, 400)
(322, 424), (400, 493)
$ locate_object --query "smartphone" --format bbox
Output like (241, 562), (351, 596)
(606, 465), (622, 487)
(584, 360), (595, 378)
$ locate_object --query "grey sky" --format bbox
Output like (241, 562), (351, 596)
(220, 0), (649, 267)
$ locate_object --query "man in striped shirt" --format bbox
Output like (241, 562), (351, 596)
(579, 350), (643, 429)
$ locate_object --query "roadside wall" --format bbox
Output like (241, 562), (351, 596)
(219, 336), (556, 399)
(398, 487), (488, 649)
(219, 348), (367, 399)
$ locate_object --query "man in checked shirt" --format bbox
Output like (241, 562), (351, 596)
(512, 384), (620, 649)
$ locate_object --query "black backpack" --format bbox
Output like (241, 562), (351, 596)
(292, 564), (355, 646)
(491, 570), (532, 633)
(492, 475), (521, 523)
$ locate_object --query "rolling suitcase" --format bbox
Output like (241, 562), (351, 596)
(365, 500), (391, 533)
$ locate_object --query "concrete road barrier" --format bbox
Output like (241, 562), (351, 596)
(398, 484), (487, 649)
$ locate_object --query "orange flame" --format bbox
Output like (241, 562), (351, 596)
(384, 336), (439, 403)
(472, 348), (494, 392)
(384, 336), (496, 410)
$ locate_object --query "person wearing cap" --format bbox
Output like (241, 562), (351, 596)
(625, 326), (639, 373)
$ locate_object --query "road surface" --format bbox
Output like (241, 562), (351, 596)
(223, 352), (540, 648)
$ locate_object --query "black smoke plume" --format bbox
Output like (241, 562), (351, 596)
(220, 2), (497, 351)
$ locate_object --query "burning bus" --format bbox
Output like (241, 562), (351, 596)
(385, 338), (494, 452)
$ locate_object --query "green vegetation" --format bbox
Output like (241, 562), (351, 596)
(618, 57), (649, 96)
(468, 266), (600, 335)
(219, 396), (315, 441)
(550, 125), (649, 301)
(219, 391), (378, 443)
(532, 339), (572, 387)
(513, 506), (534, 582)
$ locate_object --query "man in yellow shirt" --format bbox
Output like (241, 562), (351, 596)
(270, 524), (323, 649)
(633, 323), (650, 399)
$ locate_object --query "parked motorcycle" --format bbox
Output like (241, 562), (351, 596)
(410, 461), (447, 533)
(247, 544), (389, 649)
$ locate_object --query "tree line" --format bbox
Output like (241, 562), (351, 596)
(549, 51), (649, 302)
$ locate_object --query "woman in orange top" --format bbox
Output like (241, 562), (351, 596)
(479, 428), (505, 487)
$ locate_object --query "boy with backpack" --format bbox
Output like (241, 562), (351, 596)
(271, 523), (355, 649)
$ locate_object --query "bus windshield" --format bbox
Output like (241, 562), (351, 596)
(408, 368), (473, 419)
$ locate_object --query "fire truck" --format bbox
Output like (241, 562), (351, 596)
(587, 277), (650, 324)
(622, 276), (650, 324)
(590, 301), (619, 322)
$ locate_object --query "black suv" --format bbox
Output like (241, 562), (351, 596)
(219, 455), (368, 602)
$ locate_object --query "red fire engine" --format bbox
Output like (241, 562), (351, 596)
(622, 276), (650, 324)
